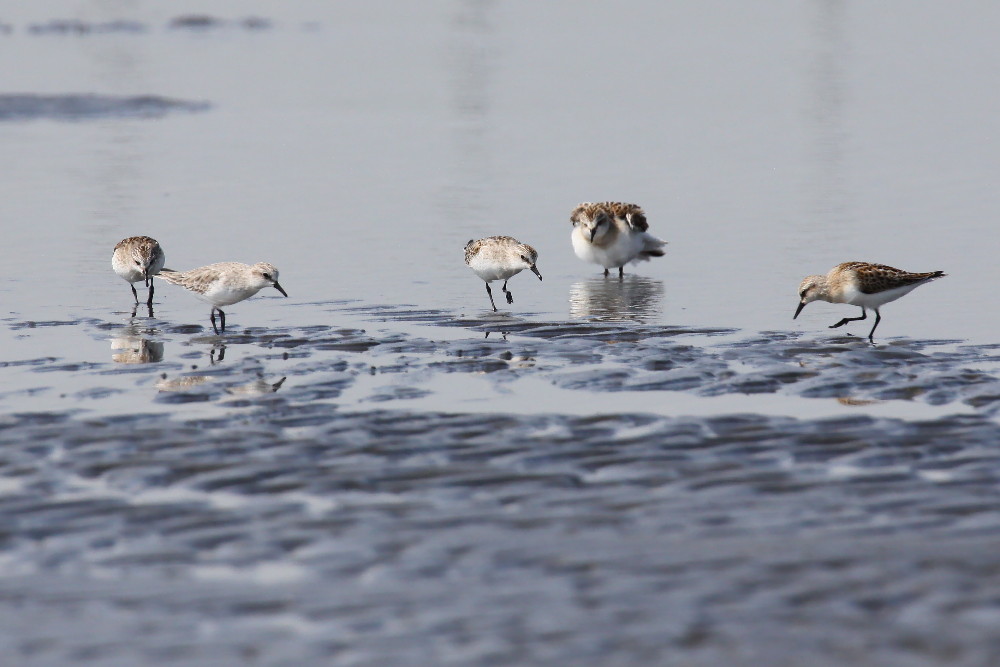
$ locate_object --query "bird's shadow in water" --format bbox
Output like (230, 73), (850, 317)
(224, 374), (287, 395)
(111, 323), (165, 364)
(209, 345), (226, 365)
(464, 310), (521, 341)
(129, 303), (155, 319)
(569, 275), (665, 323)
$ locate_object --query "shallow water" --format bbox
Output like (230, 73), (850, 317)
(4, 304), (1000, 665)
(2, 2), (1000, 665)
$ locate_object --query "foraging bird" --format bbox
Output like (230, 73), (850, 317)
(157, 262), (287, 334)
(570, 202), (666, 277)
(112, 236), (165, 306)
(794, 261), (945, 341)
(464, 236), (542, 312)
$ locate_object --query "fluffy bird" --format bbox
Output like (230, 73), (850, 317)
(570, 202), (666, 277)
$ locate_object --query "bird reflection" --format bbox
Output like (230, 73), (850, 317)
(225, 376), (287, 395)
(569, 276), (665, 323)
(156, 374), (286, 395)
(156, 375), (210, 391)
(111, 329), (164, 364)
(210, 345), (226, 365)
(130, 303), (154, 319)
(837, 396), (879, 406)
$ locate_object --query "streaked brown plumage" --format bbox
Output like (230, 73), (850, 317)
(794, 261), (945, 341)
(112, 235), (166, 306)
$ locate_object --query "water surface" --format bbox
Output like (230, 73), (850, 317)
(1, 2), (1000, 665)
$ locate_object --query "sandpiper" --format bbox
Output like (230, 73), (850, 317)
(157, 261), (288, 334)
(464, 236), (542, 312)
(112, 236), (165, 306)
(570, 202), (666, 277)
(794, 261), (945, 341)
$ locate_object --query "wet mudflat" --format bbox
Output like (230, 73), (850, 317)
(3, 304), (1000, 666)
(3, 1), (1000, 664)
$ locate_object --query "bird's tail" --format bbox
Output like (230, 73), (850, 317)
(636, 234), (668, 260)
(154, 268), (183, 284)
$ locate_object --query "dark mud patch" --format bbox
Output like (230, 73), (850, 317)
(11, 306), (1000, 417)
(11, 16), (275, 35)
(323, 305), (1000, 414)
(27, 20), (146, 35)
(169, 15), (272, 31)
(0, 94), (210, 122)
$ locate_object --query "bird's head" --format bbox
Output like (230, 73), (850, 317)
(253, 263), (288, 297)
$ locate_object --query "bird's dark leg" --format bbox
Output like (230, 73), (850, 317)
(603, 268), (610, 277)
(130, 304), (138, 318)
(829, 308), (867, 329)
(146, 282), (154, 306)
(210, 345), (226, 364)
(210, 307), (222, 335)
(502, 280), (514, 304)
(485, 283), (498, 312)
(219, 308), (226, 333)
(130, 284), (139, 303)
(867, 310), (882, 342)
(618, 266), (624, 278)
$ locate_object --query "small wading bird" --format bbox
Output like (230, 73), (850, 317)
(569, 201), (666, 277)
(794, 261), (945, 341)
(112, 236), (165, 306)
(157, 261), (287, 334)
(464, 236), (542, 312)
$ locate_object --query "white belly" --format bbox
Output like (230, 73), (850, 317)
(467, 256), (522, 283)
(201, 283), (264, 307)
(842, 283), (923, 309)
(571, 229), (645, 269)
(113, 264), (144, 284)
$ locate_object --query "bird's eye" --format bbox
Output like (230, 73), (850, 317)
(520, 255), (528, 262)
(135, 260), (141, 266)
(262, 273), (271, 280)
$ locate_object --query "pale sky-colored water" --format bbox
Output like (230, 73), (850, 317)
(0, 0), (998, 346)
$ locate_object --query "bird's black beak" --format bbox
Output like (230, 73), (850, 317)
(143, 268), (151, 287)
(273, 281), (288, 297)
(589, 228), (596, 242)
(531, 265), (542, 281)
(793, 301), (805, 319)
